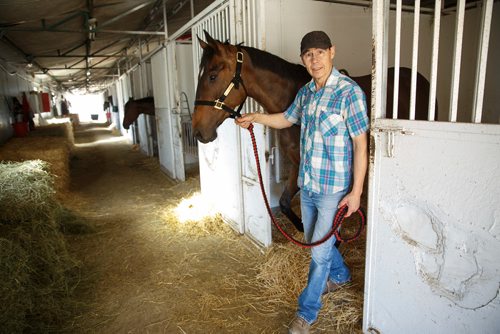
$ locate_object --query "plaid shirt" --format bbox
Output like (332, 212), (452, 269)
(284, 68), (369, 194)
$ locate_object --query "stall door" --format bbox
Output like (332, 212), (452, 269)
(151, 49), (178, 179)
(364, 1), (500, 333)
(365, 120), (500, 333)
(237, 0), (272, 246)
(192, 2), (245, 234)
(192, 0), (272, 246)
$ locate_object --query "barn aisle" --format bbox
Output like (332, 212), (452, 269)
(62, 123), (289, 333)
(61, 123), (364, 334)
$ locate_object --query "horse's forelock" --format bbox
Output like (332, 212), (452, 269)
(243, 46), (310, 83)
(199, 47), (215, 73)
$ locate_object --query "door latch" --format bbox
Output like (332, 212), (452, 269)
(373, 127), (415, 158)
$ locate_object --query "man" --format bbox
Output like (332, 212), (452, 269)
(235, 31), (369, 333)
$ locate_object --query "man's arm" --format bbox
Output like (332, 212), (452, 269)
(339, 132), (368, 217)
(235, 112), (293, 129)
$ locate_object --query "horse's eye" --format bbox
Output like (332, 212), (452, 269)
(209, 74), (217, 81)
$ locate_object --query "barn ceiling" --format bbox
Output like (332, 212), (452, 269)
(0, 0), (214, 93)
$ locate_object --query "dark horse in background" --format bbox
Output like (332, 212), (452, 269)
(192, 31), (434, 232)
(123, 97), (155, 130)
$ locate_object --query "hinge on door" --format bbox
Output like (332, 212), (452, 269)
(373, 127), (415, 158)
(268, 146), (277, 165)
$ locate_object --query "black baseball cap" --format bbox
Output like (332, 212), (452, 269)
(300, 31), (332, 55)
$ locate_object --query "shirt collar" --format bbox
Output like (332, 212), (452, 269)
(306, 67), (340, 93)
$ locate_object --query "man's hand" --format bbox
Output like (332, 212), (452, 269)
(235, 113), (258, 129)
(235, 112), (292, 130)
(338, 192), (361, 217)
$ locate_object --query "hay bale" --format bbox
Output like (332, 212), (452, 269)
(29, 122), (74, 147)
(0, 160), (57, 222)
(0, 136), (71, 193)
(0, 238), (31, 333)
(0, 160), (80, 333)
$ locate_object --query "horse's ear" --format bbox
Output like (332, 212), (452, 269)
(198, 35), (210, 50)
(203, 30), (218, 48)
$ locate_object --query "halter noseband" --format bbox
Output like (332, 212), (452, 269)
(194, 47), (248, 119)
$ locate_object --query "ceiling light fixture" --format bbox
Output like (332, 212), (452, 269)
(88, 17), (97, 41)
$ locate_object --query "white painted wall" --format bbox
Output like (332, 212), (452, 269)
(265, 0), (374, 75)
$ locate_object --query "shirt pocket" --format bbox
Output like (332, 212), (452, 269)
(319, 109), (343, 137)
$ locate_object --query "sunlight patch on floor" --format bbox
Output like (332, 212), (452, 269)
(174, 192), (218, 223)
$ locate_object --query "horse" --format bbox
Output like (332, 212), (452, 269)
(192, 31), (434, 232)
(123, 97), (155, 130)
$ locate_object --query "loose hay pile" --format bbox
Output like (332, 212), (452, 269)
(251, 239), (365, 332)
(0, 160), (80, 333)
(159, 177), (365, 332)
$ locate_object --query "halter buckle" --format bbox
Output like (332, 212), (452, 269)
(236, 51), (244, 63)
(214, 100), (224, 110)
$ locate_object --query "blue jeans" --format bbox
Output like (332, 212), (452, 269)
(296, 190), (351, 324)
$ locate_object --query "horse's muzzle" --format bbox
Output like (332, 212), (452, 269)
(193, 128), (217, 144)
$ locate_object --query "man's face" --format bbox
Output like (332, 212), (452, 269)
(301, 46), (335, 84)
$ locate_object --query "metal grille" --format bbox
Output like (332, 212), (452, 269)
(181, 115), (198, 158)
(385, 0), (495, 123)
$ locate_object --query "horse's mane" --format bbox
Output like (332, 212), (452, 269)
(242, 46), (311, 84)
(135, 96), (154, 103)
(199, 42), (310, 85)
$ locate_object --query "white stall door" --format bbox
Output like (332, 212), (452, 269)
(151, 49), (178, 179)
(364, 119), (500, 334)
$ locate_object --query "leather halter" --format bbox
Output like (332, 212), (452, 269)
(194, 48), (248, 119)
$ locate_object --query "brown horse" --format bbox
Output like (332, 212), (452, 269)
(123, 97), (155, 130)
(192, 31), (434, 232)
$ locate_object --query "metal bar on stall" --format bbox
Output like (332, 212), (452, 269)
(409, 0), (420, 120)
(253, 0), (260, 112)
(371, 0), (389, 121)
(163, 0), (169, 38)
(449, 0), (466, 122)
(221, 7), (226, 40)
(253, 0), (258, 47)
(224, 6), (229, 41)
(472, 0), (494, 124)
(248, 0), (253, 45)
(428, 0), (442, 121)
(215, 13), (220, 40)
(392, 0), (402, 119)
(382, 0), (389, 118)
(364, 0), (389, 330)
(231, 0), (240, 46)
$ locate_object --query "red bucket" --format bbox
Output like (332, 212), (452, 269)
(13, 122), (29, 137)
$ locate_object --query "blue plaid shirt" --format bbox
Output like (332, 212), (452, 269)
(284, 68), (369, 194)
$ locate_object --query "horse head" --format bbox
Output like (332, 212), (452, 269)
(123, 98), (134, 130)
(192, 31), (248, 143)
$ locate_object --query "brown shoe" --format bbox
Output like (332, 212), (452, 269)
(322, 279), (352, 295)
(288, 316), (310, 334)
